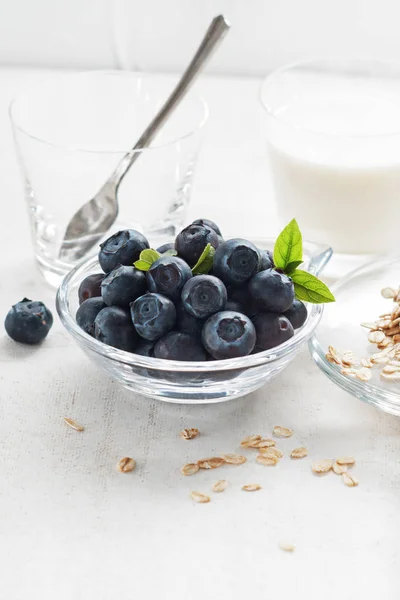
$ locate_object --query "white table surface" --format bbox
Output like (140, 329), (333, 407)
(1, 68), (400, 600)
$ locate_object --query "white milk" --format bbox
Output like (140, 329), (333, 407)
(264, 69), (400, 254)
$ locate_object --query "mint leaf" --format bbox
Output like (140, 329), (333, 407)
(133, 260), (152, 271)
(273, 219), (303, 270)
(162, 249), (178, 257)
(284, 260), (303, 275)
(192, 243), (215, 275)
(134, 248), (161, 271)
(291, 269), (335, 304)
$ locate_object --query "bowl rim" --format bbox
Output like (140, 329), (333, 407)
(56, 238), (328, 373)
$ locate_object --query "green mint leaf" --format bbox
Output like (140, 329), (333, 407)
(162, 249), (178, 257)
(133, 248), (161, 271)
(140, 249), (161, 264)
(291, 269), (335, 304)
(133, 260), (152, 271)
(192, 243), (215, 275)
(284, 260), (303, 275)
(273, 219), (303, 270)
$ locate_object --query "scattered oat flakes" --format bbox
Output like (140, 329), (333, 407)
(253, 438), (276, 448)
(190, 491), (211, 503)
(368, 330), (386, 344)
(342, 351), (359, 367)
(327, 345), (343, 364)
(290, 446), (308, 459)
(381, 287), (398, 299)
(240, 434), (262, 447)
(332, 461), (347, 475)
(273, 425), (293, 438)
(220, 453), (247, 465)
(360, 357), (373, 368)
(312, 459), (333, 474)
(336, 456), (355, 466)
(341, 367), (358, 378)
(212, 480), (228, 493)
(279, 542), (296, 553)
(180, 428), (199, 440)
(181, 463), (200, 476)
(242, 484), (262, 492)
(356, 368), (372, 382)
(64, 417), (84, 432)
(259, 447), (283, 459)
(342, 473), (359, 487)
(381, 371), (400, 382)
(360, 321), (377, 330)
(257, 454), (279, 466)
(198, 457), (225, 469)
(117, 457), (136, 473)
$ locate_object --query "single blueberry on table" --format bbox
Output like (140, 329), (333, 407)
(101, 265), (146, 308)
(76, 297), (106, 336)
(284, 298), (307, 329)
(98, 229), (149, 273)
(94, 306), (139, 352)
(202, 310), (256, 359)
(258, 249), (274, 272)
(78, 273), (105, 305)
(175, 224), (219, 266)
(249, 268), (294, 313)
(147, 256), (192, 302)
(131, 293), (176, 341)
(175, 302), (204, 338)
(213, 238), (260, 286)
(134, 339), (155, 357)
(5, 298), (53, 344)
(181, 275), (227, 319)
(191, 218), (222, 237)
(252, 313), (294, 350)
(154, 331), (207, 361)
(156, 242), (176, 254)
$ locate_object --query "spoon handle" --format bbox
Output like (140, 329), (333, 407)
(112, 15), (230, 187)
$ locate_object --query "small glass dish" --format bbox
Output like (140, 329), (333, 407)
(310, 253), (400, 416)
(56, 238), (331, 404)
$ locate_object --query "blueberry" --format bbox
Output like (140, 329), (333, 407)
(284, 299), (307, 329)
(154, 331), (207, 361)
(175, 224), (219, 266)
(156, 242), (175, 254)
(76, 297), (107, 336)
(131, 293), (176, 341)
(5, 298), (53, 344)
(258, 249), (274, 271)
(147, 256), (192, 302)
(176, 303), (204, 338)
(228, 286), (259, 317)
(134, 339), (155, 357)
(252, 313), (294, 350)
(94, 306), (139, 351)
(192, 218), (222, 236)
(181, 275), (227, 319)
(225, 299), (245, 313)
(78, 273), (105, 305)
(101, 265), (146, 307)
(249, 269), (294, 313)
(213, 239), (260, 286)
(99, 229), (149, 273)
(202, 311), (256, 359)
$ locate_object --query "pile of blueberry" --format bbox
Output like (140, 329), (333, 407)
(76, 219), (307, 361)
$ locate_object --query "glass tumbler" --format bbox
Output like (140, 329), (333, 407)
(260, 59), (400, 257)
(10, 71), (208, 286)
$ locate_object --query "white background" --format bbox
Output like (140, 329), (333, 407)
(1, 0), (400, 73)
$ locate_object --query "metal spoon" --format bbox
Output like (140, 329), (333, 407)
(59, 15), (230, 263)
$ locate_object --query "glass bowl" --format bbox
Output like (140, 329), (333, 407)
(56, 238), (332, 404)
(310, 253), (400, 416)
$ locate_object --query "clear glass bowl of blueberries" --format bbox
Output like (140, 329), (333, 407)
(56, 218), (332, 403)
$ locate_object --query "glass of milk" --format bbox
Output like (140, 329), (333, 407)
(260, 59), (400, 255)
